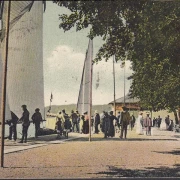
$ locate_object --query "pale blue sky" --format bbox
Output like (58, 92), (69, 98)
(43, 1), (132, 106)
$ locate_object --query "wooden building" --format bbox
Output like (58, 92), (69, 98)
(109, 94), (140, 112)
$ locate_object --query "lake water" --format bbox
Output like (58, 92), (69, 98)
(4, 121), (46, 139)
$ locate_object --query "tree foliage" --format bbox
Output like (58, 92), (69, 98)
(53, 0), (180, 118)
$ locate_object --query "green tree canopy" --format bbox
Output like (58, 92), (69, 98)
(54, 0), (180, 120)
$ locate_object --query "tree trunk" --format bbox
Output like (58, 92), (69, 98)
(173, 110), (178, 124)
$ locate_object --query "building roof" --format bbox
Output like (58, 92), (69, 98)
(109, 94), (139, 104)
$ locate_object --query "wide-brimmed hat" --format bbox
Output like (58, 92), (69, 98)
(146, 112), (150, 115)
(95, 110), (98, 113)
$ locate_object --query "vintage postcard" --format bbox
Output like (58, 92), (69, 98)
(0, 0), (179, 179)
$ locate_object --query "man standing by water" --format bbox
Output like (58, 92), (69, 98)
(120, 106), (131, 139)
(6, 111), (18, 142)
(19, 105), (30, 143)
(32, 108), (43, 138)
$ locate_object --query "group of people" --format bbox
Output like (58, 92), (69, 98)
(152, 116), (162, 128)
(136, 112), (153, 136)
(6, 105), (43, 143)
(136, 112), (176, 135)
(54, 106), (134, 139)
(100, 106), (131, 139)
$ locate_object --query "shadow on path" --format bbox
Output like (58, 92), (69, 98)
(87, 164), (180, 177)
(68, 137), (178, 142)
(153, 149), (180, 156)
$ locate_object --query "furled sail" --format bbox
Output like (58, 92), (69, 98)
(77, 39), (93, 115)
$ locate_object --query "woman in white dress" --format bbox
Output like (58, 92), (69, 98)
(136, 112), (144, 135)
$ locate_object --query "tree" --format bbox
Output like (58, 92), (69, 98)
(53, 0), (180, 121)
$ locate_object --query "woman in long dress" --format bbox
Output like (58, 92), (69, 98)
(136, 112), (144, 135)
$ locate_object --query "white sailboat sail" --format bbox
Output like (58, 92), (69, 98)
(0, 1), (45, 138)
(0, 53), (11, 121)
(77, 39), (93, 115)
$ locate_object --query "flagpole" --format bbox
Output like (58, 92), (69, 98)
(113, 55), (116, 116)
(89, 39), (93, 142)
(1, 0), (11, 168)
(124, 60), (126, 106)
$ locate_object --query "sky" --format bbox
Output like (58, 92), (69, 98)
(43, 1), (133, 106)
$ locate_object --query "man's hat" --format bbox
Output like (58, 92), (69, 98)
(35, 108), (40, 111)
(122, 106), (127, 110)
(146, 112), (150, 115)
(95, 110), (98, 114)
(84, 111), (88, 114)
(71, 110), (74, 113)
(21, 105), (27, 108)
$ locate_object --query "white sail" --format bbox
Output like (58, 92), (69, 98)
(0, 53), (11, 121)
(0, 1), (45, 138)
(77, 39), (93, 115)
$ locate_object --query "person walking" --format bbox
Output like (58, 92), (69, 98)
(32, 108), (43, 138)
(165, 115), (170, 130)
(157, 115), (162, 129)
(130, 114), (136, 131)
(120, 106), (131, 139)
(116, 111), (121, 133)
(94, 110), (100, 134)
(19, 105), (30, 143)
(76, 110), (80, 133)
(101, 112), (109, 138)
(70, 110), (79, 133)
(136, 112), (144, 135)
(83, 112), (89, 134)
(143, 112), (152, 136)
(108, 111), (118, 137)
(6, 111), (18, 141)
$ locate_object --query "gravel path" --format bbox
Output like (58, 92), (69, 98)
(0, 128), (180, 178)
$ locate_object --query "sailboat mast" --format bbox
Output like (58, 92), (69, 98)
(124, 60), (126, 106)
(0, 0), (11, 168)
(89, 39), (93, 142)
(113, 55), (116, 116)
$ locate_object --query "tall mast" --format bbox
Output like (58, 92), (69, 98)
(1, 0), (11, 168)
(124, 59), (126, 106)
(88, 39), (93, 142)
(113, 55), (116, 115)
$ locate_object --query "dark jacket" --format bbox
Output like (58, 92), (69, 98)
(32, 112), (42, 124)
(71, 113), (78, 123)
(20, 109), (30, 127)
(94, 114), (100, 125)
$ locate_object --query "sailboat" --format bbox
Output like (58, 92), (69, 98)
(77, 39), (93, 141)
(0, 1), (45, 138)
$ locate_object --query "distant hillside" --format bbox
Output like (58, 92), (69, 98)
(45, 104), (112, 115)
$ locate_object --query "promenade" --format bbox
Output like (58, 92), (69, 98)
(0, 127), (179, 178)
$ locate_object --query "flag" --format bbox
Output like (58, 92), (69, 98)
(50, 92), (53, 102)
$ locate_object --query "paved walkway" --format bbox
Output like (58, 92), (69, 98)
(3, 132), (88, 154)
(0, 128), (179, 178)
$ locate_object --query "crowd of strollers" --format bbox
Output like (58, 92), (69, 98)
(6, 104), (177, 143)
(54, 107), (177, 139)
